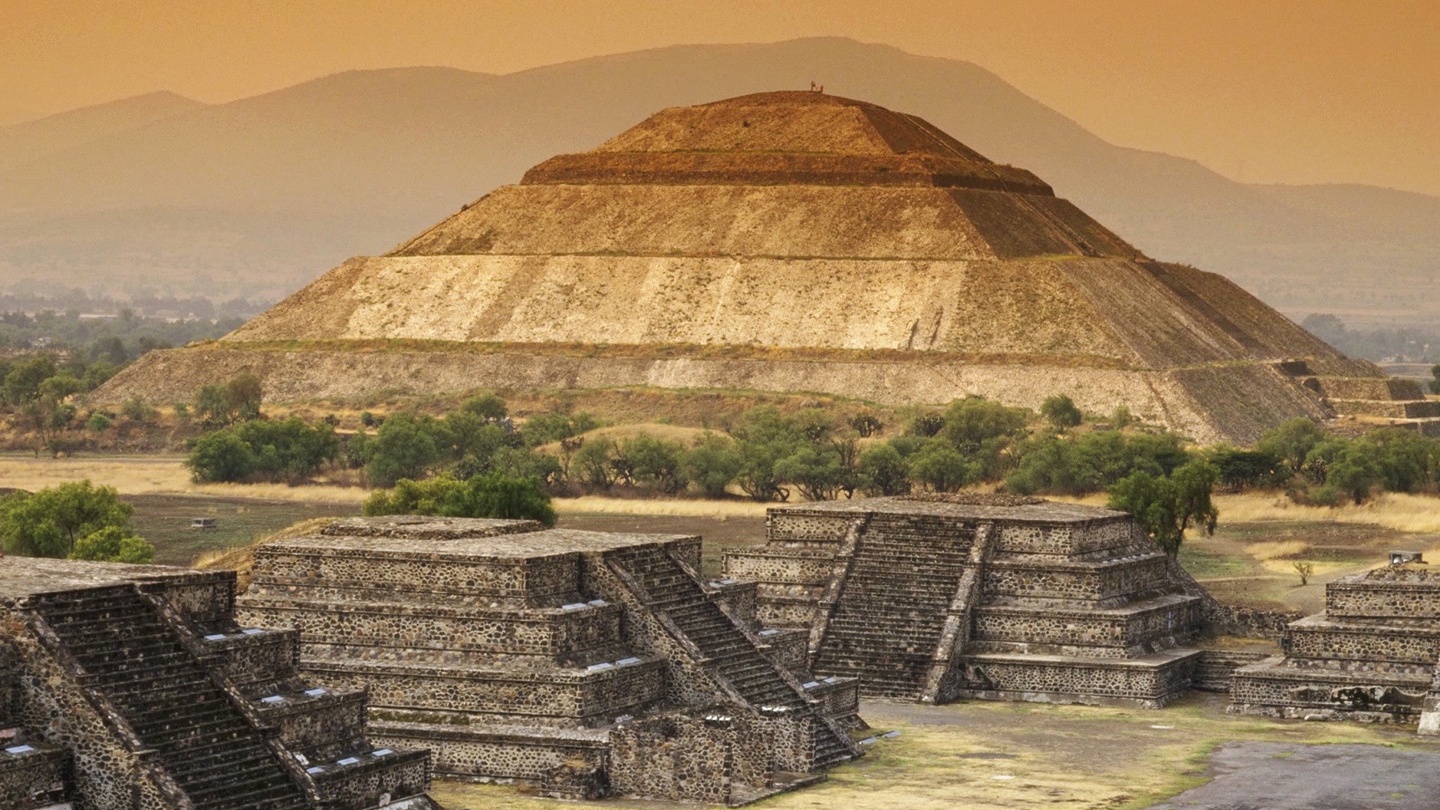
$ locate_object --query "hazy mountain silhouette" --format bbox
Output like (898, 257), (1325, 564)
(2, 37), (1434, 326)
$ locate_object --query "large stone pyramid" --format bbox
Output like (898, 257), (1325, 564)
(100, 91), (1433, 442)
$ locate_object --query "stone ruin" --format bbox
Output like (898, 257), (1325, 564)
(96, 90), (1439, 445)
(233, 517), (864, 805)
(1232, 554), (1440, 729)
(0, 555), (436, 810)
(724, 495), (1207, 707)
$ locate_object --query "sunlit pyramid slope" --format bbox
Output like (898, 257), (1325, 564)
(98, 90), (1427, 442)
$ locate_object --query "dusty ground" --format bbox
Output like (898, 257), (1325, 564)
(429, 695), (1440, 810)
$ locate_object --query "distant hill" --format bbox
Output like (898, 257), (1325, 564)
(2, 38), (1436, 326)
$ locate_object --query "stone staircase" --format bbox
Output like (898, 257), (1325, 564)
(32, 586), (311, 810)
(812, 516), (973, 698)
(610, 545), (856, 769)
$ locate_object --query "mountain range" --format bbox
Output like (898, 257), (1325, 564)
(2, 37), (1435, 327)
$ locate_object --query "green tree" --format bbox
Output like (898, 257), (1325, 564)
(1258, 418), (1326, 475)
(682, 433), (743, 498)
(731, 406), (805, 501)
(187, 430), (258, 482)
(0, 481), (136, 558)
(858, 444), (911, 496)
(187, 418), (338, 483)
(70, 526), (155, 564)
(1107, 461), (1219, 557)
(1208, 446), (1285, 491)
(1, 354), (56, 405)
(224, 372), (264, 422)
(1431, 364), (1440, 395)
(774, 445), (848, 501)
(1040, 394), (1083, 431)
(625, 434), (688, 494)
(193, 373), (264, 427)
(1324, 444), (1382, 504)
(909, 440), (978, 493)
(364, 413), (444, 487)
(194, 383), (231, 427)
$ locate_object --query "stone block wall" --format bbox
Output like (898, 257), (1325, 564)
(1228, 562), (1440, 729)
(369, 723), (607, 783)
(983, 554), (1171, 604)
(305, 659), (666, 726)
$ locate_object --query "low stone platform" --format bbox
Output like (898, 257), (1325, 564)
(724, 494), (1205, 706)
(236, 516), (864, 805)
(0, 555), (437, 810)
(1231, 559), (1440, 729)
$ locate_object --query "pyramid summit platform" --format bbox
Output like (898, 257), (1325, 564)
(97, 90), (1434, 442)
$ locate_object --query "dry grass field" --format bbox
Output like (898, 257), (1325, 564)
(429, 695), (1440, 810)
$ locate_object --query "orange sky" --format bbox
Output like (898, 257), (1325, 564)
(4, 0), (1439, 194)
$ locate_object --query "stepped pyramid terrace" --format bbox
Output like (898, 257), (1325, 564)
(0, 556), (437, 810)
(94, 91), (1440, 444)
(1232, 554), (1440, 732)
(233, 516), (865, 805)
(724, 494), (1208, 707)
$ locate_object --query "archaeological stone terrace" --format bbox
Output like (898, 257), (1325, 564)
(1232, 556), (1440, 733)
(95, 90), (1439, 443)
(724, 494), (1209, 707)
(0, 555), (438, 810)
(234, 516), (865, 805)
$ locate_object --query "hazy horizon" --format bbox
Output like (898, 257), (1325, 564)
(5, 2), (1440, 196)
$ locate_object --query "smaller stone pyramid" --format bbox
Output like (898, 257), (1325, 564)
(726, 494), (1206, 707)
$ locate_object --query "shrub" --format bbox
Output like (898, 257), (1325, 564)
(461, 393), (508, 422)
(1040, 394), (1083, 430)
(364, 473), (555, 526)
(849, 412), (884, 438)
(120, 396), (157, 424)
(1007, 430), (1191, 496)
(909, 412), (945, 437)
(85, 411), (113, 432)
(70, 525), (155, 564)
(187, 430), (258, 483)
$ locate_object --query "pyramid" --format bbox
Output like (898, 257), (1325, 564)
(98, 91), (1433, 443)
